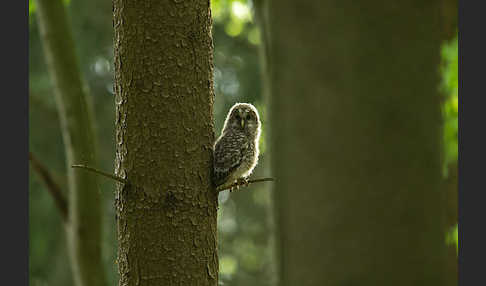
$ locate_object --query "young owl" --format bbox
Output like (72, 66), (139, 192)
(213, 103), (262, 189)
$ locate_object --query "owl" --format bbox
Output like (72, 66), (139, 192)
(213, 103), (262, 189)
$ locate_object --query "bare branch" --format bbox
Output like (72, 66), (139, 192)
(216, 177), (275, 192)
(71, 164), (129, 185)
(29, 152), (68, 221)
(72, 164), (272, 193)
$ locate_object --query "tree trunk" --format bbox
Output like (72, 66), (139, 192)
(113, 1), (218, 286)
(258, 1), (447, 285)
(35, 0), (106, 286)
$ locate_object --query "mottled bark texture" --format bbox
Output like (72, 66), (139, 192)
(259, 1), (447, 285)
(35, 0), (106, 286)
(113, 1), (218, 286)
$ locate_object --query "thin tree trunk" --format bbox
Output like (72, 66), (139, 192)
(258, 1), (447, 285)
(35, 1), (106, 286)
(113, 1), (218, 286)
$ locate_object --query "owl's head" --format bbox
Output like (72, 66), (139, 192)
(223, 103), (261, 137)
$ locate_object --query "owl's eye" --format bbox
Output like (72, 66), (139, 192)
(235, 114), (241, 120)
(246, 114), (251, 120)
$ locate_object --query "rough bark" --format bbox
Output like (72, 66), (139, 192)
(113, 1), (218, 286)
(35, 1), (106, 286)
(258, 1), (447, 285)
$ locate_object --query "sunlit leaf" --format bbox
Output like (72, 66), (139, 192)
(440, 34), (458, 176)
(446, 224), (458, 255)
(225, 18), (244, 37)
(220, 255), (238, 275)
(29, 0), (36, 16)
(211, 0), (223, 21)
(231, 1), (252, 22)
(29, 0), (72, 17)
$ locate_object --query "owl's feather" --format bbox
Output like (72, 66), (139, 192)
(213, 131), (249, 186)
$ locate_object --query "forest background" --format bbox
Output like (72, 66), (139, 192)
(29, 0), (458, 285)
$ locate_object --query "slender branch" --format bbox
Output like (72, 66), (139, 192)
(29, 152), (68, 221)
(217, 177), (275, 192)
(71, 164), (129, 185)
(72, 164), (273, 192)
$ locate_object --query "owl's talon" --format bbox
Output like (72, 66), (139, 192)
(235, 178), (249, 189)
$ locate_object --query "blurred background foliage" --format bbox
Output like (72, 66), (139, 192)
(441, 35), (459, 174)
(440, 35), (459, 253)
(28, 0), (457, 285)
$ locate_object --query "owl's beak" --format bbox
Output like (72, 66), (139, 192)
(240, 119), (245, 128)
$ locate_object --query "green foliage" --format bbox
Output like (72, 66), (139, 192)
(446, 224), (458, 254)
(220, 255), (238, 275)
(29, 0), (72, 18)
(211, 0), (258, 44)
(440, 35), (458, 257)
(29, 0), (71, 24)
(29, 0), (36, 16)
(440, 35), (458, 176)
